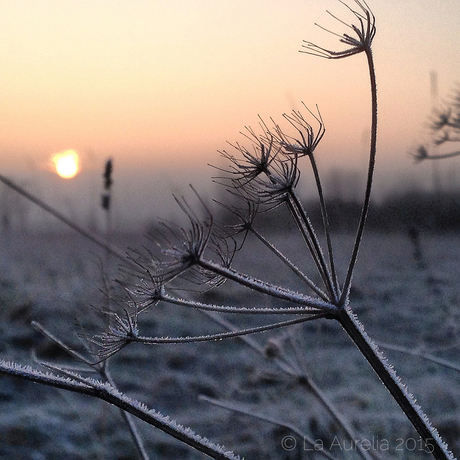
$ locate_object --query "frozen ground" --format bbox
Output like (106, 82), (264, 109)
(1, 229), (460, 459)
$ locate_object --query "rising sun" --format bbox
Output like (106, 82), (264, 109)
(52, 150), (80, 179)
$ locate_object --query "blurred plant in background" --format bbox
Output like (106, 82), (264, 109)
(414, 83), (460, 162)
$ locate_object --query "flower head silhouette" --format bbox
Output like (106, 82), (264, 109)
(302, 0), (375, 59)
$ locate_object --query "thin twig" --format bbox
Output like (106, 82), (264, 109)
(0, 173), (130, 266)
(377, 341), (460, 373)
(0, 360), (239, 460)
(200, 395), (339, 460)
(337, 307), (454, 460)
(340, 47), (377, 305)
(248, 226), (329, 300)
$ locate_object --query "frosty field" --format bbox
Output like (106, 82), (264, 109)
(1, 229), (460, 459)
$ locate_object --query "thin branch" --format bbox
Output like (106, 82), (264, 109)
(200, 395), (339, 460)
(248, 226), (329, 300)
(307, 154), (340, 298)
(162, 292), (326, 315)
(340, 47), (377, 305)
(0, 173), (129, 265)
(0, 360), (239, 460)
(287, 191), (336, 300)
(197, 257), (337, 312)
(377, 341), (460, 373)
(131, 315), (326, 346)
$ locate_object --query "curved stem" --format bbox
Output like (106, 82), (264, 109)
(340, 48), (377, 305)
(135, 313), (328, 345)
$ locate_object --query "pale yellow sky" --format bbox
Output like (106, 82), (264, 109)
(1, 0), (460, 208)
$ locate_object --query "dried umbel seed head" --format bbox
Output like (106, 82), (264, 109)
(223, 144), (300, 210)
(277, 105), (325, 158)
(301, 0), (376, 59)
(216, 137), (278, 187)
(87, 307), (139, 362)
(246, 154), (300, 207)
(136, 191), (214, 285)
(120, 277), (164, 314)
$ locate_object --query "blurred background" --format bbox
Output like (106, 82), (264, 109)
(1, 0), (460, 231)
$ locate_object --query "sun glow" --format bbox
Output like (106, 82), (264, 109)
(52, 150), (80, 179)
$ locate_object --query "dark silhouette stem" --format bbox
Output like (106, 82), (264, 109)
(308, 154), (339, 299)
(337, 307), (454, 460)
(0, 173), (128, 265)
(340, 48), (377, 305)
(288, 190), (336, 300)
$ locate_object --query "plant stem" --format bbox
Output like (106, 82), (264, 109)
(377, 341), (460, 373)
(340, 48), (378, 306)
(248, 226), (329, 300)
(0, 360), (238, 460)
(200, 395), (338, 460)
(300, 375), (374, 460)
(287, 191), (335, 299)
(135, 314), (326, 345)
(337, 307), (454, 460)
(308, 154), (339, 298)
(0, 173), (128, 265)
(198, 258), (337, 311)
(162, 292), (326, 315)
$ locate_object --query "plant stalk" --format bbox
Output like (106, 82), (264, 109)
(287, 191), (335, 299)
(198, 258), (337, 311)
(308, 154), (339, 298)
(0, 173), (128, 265)
(248, 226), (328, 300)
(340, 48), (378, 305)
(0, 361), (237, 460)
(337, 307), (454, 460)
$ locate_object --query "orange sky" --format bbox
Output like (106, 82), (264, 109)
(1, 0), (460, 224)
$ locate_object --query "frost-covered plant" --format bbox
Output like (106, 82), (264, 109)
(414, 83), (460, 162)
(0, 1), (456, 459)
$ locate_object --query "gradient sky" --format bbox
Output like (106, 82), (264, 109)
(1, 0), (460, 226)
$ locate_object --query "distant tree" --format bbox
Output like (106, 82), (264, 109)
(414, 83), (460, 162)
